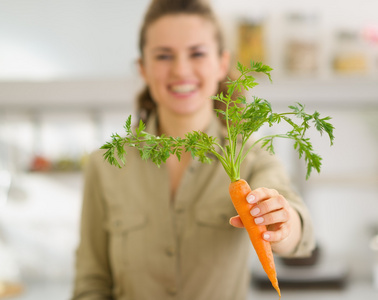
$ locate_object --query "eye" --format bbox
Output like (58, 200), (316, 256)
(191, 51), (206, 58)
(156, 54), (172, 60)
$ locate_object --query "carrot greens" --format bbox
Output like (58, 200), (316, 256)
(101, 61), (334, 182)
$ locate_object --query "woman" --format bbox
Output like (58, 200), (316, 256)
(71, 0), (315, 299)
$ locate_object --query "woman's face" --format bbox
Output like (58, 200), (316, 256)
(139, 14), (229, 118)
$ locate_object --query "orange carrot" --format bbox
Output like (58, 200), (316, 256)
(229, 179), (280, 298)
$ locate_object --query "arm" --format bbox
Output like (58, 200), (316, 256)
(71, 153), (114, 300)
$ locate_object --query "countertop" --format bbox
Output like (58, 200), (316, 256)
(3, 279), (377, 300)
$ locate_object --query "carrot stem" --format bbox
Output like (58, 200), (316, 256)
(229, 179), (281, 298)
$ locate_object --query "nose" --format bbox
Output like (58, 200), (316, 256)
(171, 55), (191, 78)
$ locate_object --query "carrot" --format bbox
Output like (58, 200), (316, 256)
(229, 179), (280, 298)
(101, 61), (334, 299)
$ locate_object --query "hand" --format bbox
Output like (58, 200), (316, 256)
(229, 187), (298, 246)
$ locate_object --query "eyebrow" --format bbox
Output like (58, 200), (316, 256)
(152, 44), (207, 53)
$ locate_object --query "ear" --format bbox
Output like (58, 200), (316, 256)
(218, 49), (231, 81)
(138, 57), (147, 82)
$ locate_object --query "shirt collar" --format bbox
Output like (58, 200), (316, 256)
(145, 112), (225, 143)
(144, 112), (226, 172)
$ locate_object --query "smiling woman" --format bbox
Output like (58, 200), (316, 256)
(138, 14), (230, 133)
(136, 0), (229, 124)
(71, 1), (315, 299)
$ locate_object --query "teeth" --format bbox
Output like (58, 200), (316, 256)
(171, 84), (196, 93)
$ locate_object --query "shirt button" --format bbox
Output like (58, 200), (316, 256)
(176, 207), (185, 214)
(166, 246), (176, 257)
(166, 286), (177, 295)
(219, 213), (228, 222)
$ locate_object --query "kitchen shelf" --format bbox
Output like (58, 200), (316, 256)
(250, 76), (378, 109)
(0, 76), (377, 111)
(0, 78), (143, 111)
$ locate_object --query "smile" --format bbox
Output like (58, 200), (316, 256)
(170, 83), (197, 94)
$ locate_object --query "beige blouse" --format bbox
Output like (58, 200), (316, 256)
(71, 114), (315, 300)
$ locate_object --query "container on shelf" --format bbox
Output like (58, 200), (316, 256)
(362, 25), (378, 76)
(237, 18), (266, 67)
(332, 29), (368, 74)
(284, 12), (320, 75)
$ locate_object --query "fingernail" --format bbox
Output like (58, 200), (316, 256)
(254, 217), (264, 224)
(250, 207), (260, 216)
(263, 233), (270, 240)
(246, 194), (256, 204)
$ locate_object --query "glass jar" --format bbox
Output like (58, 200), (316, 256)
(363, 25), (378, 76)
(284, 13), (320, 75)
(237, 18), (266, 67)
(333, 30), (368, 74)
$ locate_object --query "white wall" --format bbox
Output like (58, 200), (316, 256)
(0, 0), (151, 80)
(1, 0), (377, 80)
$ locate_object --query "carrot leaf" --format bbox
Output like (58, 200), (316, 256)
(100, 61), (335, 182)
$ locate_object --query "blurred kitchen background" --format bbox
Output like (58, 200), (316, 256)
(0, 0), (378, 299)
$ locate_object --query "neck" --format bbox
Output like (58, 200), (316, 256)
(157, 109), (213, 138)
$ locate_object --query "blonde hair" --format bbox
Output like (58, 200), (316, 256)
(137, 0), (229, 123)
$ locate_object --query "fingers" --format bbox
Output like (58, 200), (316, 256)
(247, 188), (289, 225)
(264, 223), (290, 242)
(246, 187), (292, 243)
(253, 205), (290, 226)
(230, 212), (291, 242)
(246, 187), (279, 205)
(251, 195), (289, 223)
(229, 215), (244, 228)
(232, 187), (294, 244)
(250, 195), (287, 217)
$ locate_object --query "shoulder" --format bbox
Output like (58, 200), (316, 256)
(242, 136), (276, 163)
(84, 146), (143, 178)
(87, 148), (107, 166)
(240, 136), (288, 179)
